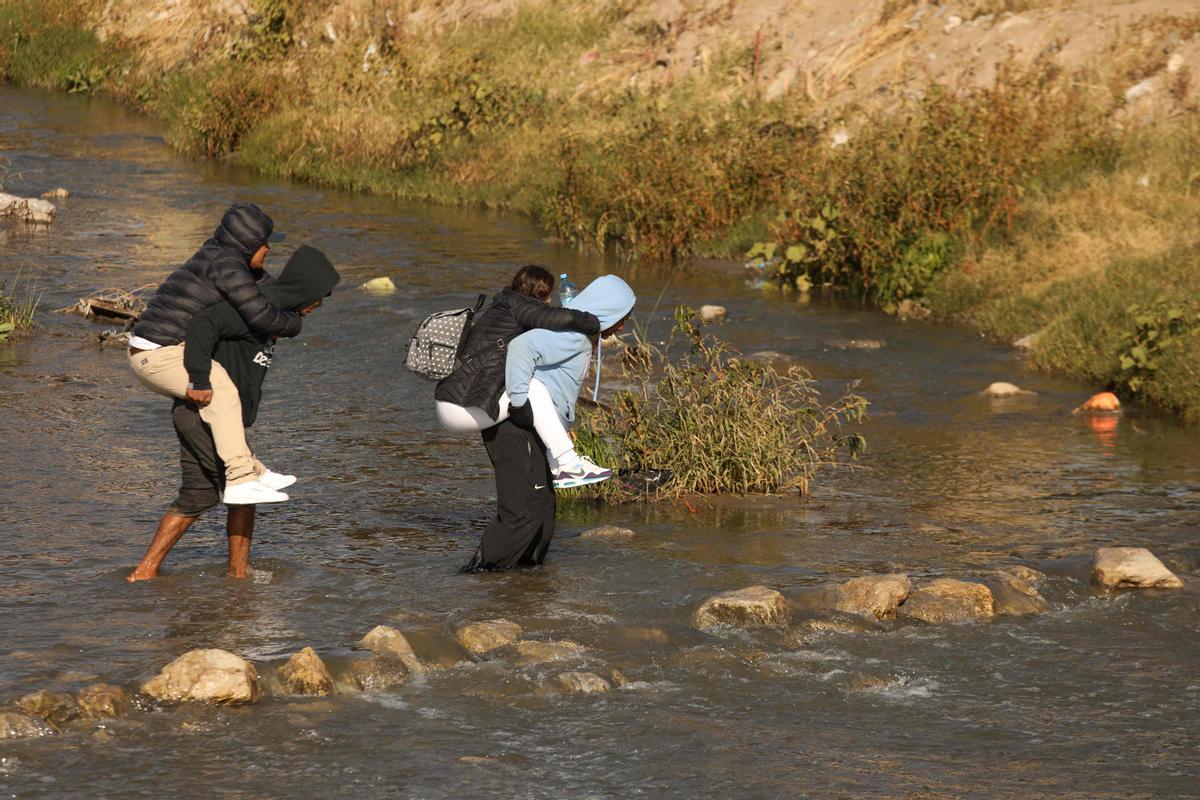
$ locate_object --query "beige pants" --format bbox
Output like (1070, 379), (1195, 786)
(128, 344), (258, 485)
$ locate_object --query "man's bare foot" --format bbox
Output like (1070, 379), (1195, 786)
(127, 566), (159, 582)
(226, 566), (249, 579)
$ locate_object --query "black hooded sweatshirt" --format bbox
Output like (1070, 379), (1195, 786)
(133, 202), (303, 346)
(183, 245), (340, 426)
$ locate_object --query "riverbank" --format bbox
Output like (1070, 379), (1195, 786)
(2, 0), (1199, 419)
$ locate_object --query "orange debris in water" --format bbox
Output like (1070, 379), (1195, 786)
(1079, 391), (1121, 412)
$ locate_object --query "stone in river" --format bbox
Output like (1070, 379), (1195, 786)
(555, 672), (611, 694)
(361, 625), (424, 673)
(347, 654), (411, 691)
(697, 305), (726, 323)
(277, 647), (334, 696)
(693, 586), (790, 630)
(455, 619), (523, 656)
(75, 683), (132, 719)
(0, 709), (56, 739)
(1092, 547), (1182, 589)
(16, 690), (81, 727)
(832, 574), (911, 619)
(141, 649), (260, 705)
(898, 579), (995, 624)
(361, 276), (396, 294)
(578, 525), (635, 539)
(986, 567), (1049, 615)
(980, 382), (1033, 398)
(509, 640), (587, 665)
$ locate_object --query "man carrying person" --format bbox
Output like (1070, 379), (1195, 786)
(128, 202), (303, 506)
(464, 274), (636, 572)
(127, 245), (340, 581)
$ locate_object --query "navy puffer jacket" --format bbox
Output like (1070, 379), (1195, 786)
(435, 288), (599, 420)
(132, 203), (302, 346)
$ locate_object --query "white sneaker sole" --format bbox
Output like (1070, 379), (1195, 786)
(222, 487), (289, 505)
(552, 473), (613, 490)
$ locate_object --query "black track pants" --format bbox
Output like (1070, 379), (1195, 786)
(168, 400), (225, 517)
(465, 419), (556, 571)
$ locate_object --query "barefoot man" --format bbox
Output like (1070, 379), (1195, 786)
(128, 245), (339, 581)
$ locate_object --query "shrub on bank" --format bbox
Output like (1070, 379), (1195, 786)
(567, 308), (867, 501)
(0, 272), (40, 341)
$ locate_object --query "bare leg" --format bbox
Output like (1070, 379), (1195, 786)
(127, 512), (198, 582)
(226, 505), (256, 578)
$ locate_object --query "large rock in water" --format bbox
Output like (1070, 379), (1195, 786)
(17, 690), (81, 727)
(348, 654), (410, 691)
(75, 684), (132, 719)
(509, 640), (587, 665)
(0, 709), (56, 739)
(456, 619), (523, 656)
(141, 649), (260, 704)
(578, 525), (635, 540)
(277, 647), (334, 696)
(1093, 547), (1182, 589)
(693, 586), (789, 629)
(555, 672), (611, 694)
(833, 575), (911, 619)
(898, 579), (995, 624)
(361, 625), (424, 673)
(986, 567), (1049, 615)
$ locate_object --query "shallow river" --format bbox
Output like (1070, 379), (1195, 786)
(2, 87), (1198, 799)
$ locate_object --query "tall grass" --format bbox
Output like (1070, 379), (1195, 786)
(567, 308), (867, 501)
(0, 272), (40, 341)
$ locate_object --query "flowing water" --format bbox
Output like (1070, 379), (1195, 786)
(2, 87), (1199, 799)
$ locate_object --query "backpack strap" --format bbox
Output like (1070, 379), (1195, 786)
(473, 293), (487, 313)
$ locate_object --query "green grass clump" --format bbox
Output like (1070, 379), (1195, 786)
(0, 273), (40, 341)
(0, 0), (117, 92)
(157, 64), (281, 159)
(567, 308), (867, 501)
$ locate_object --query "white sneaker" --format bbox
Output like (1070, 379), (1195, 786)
(259, 470), (297, 491)
(552, 455), (614, 489)
(223, 480), (289, 506)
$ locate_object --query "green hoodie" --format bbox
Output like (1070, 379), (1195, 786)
(183, 245), (340, 426)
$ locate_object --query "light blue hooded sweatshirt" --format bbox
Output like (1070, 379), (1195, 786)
(505, 274), (636, 427)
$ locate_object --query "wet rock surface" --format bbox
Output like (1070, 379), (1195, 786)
(693, 586), (790, 629)
(833, 574), (911, 619)
(1093, 548), (1183, 589)
(986, 567), (1050, 615)
(555, 672), (611, 694)
(898, 579), (995, 624)
(578, 525), (635, 539)
(277, 647), (334, 696)
(141, 649), (260, 705)
(75, 684), (132, 719)
(0, 708), (57, 739)
(16, 690), (81, 727)
(456, 619), (523, 656)
(508, 640), (587, 665)
(361, 625), (424, 672)
(348, 654), (411, 692)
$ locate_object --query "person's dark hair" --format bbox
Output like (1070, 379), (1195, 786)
(510, 265), (555, 301)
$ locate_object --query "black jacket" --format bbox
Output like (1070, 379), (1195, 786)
(434, 288), (599, 419)
(133, 203), (303, 346)
(183, 245), (340, 425)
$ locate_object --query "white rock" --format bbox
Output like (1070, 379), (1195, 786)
(361, 625), (423, 673)
(1125, 78), (1156, 102)
(697, 305), (726, 324)
(0, 193), (55, 225)
(555, 672), (611, 693)
(141, 649), (260, 704)
(1167, 54), (1185, 74)
(456, 619), (523, 656)
(1093, 547), (1182, 589)
(277, 647), (334, 696)
(830, 128), (850, 148)
(898, 578), (995, 623)
(41, 187), (70, 199)
(361, 276), (396, 294)
(763, 66), (797, 102)
(693, 586), (789, 629)
(1013, 334), (1039, 350)
(943, 15), (962, 34)
(980, 381), (1032, 398)
(579, 525), (635, 539)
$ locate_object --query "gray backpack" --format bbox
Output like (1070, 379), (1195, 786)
(405, 295), (487, 381)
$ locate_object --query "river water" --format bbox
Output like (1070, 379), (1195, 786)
(1, 86), (1198, 799)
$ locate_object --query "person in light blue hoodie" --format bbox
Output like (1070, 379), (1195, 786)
(464, 274), (636, 573)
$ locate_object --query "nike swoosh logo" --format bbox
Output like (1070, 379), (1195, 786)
(533, 484), (546, 490)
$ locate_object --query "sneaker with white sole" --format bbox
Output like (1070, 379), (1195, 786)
(223, 480), (289, 505)
(552, 455), (613, 489)
(259, 470), (297, 491)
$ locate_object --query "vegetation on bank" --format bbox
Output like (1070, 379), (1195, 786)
(1, 0), (1199, 419)
(0, 272), (40, 341)
(569, 309), (867, 501)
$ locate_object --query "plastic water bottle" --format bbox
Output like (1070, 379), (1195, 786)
(557, 273), (577, 306)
